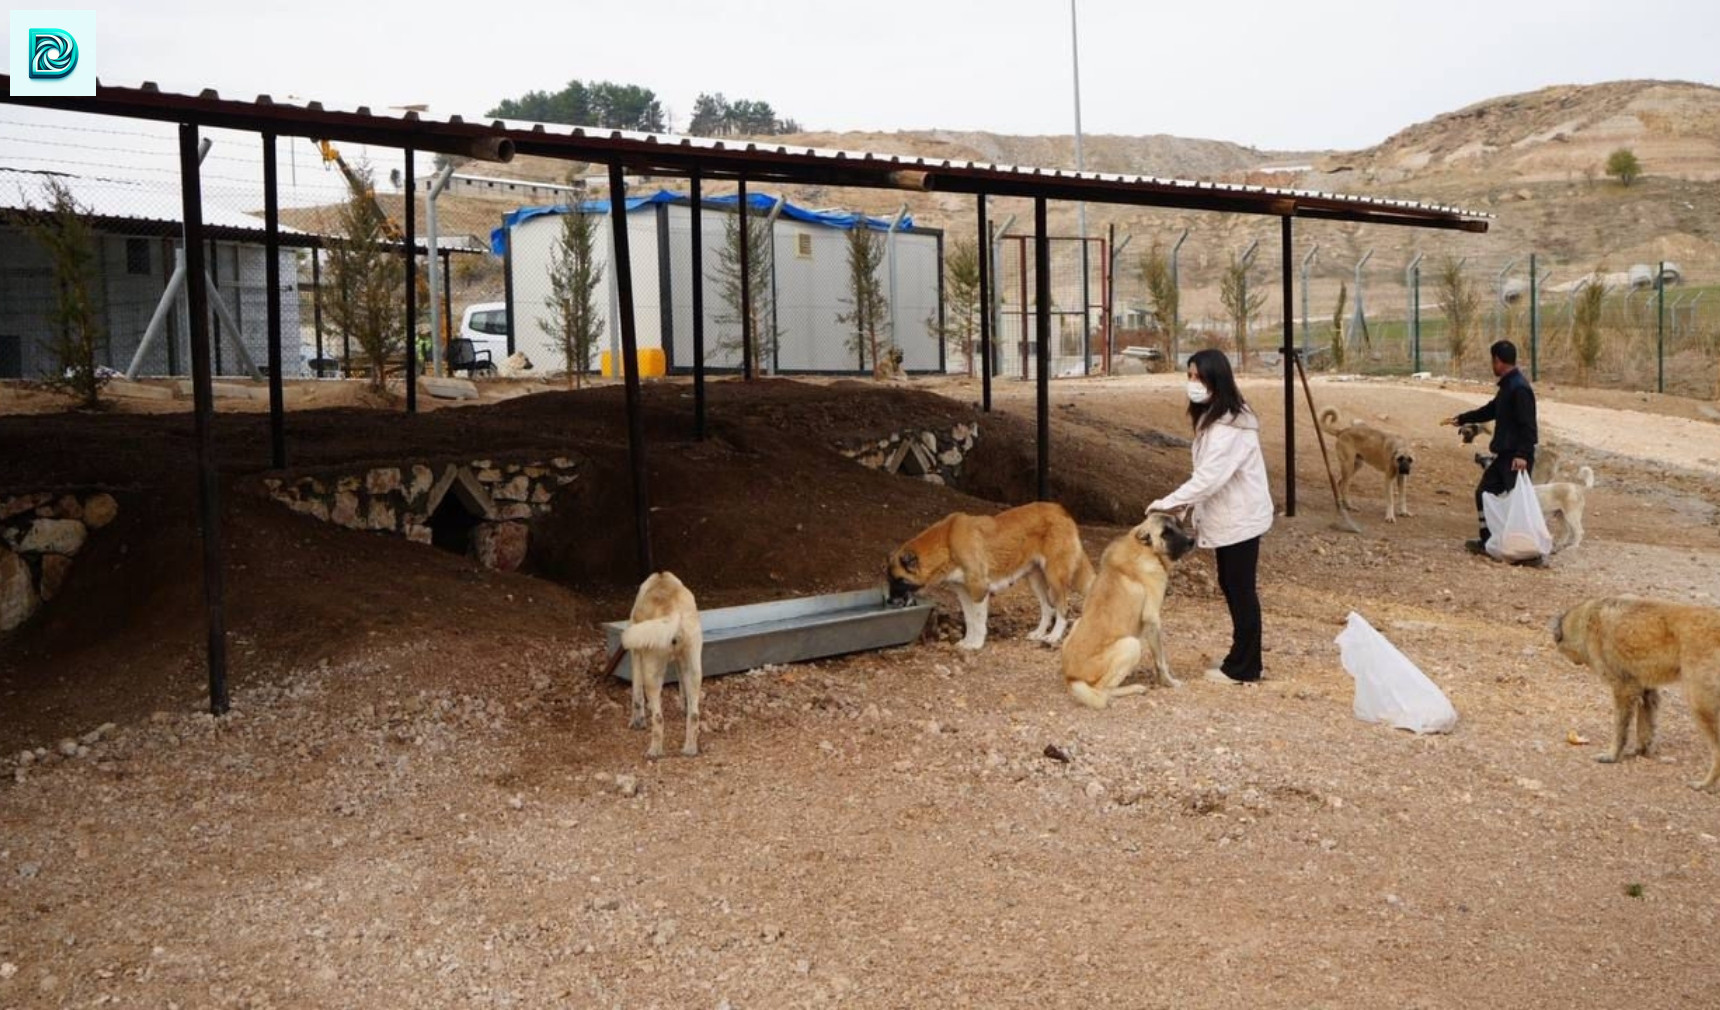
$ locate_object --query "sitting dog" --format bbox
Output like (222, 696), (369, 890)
(1320, 407), (1414, 522)
(621, 571), (704, 759)
(1553, 595), (1720, 791)
(1060, 512), (1196, 708)
(887, 501), (1094, 651)
(497, 351), (535, 378)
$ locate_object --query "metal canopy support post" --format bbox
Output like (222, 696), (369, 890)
(311, 247), (324, 368)
(1169, 228), (1189, 367)
(440, 249), (452, 354)
(426, 163), (455, 376)
(1280, 216), (1296, 518)
(501, 227), (516, 356)
(691, 168), (707, 440)
(263, 133), (286, 469)
(1405, 252), (1423, 375)
(178, 122), (229, 717)
(1528, 253), (1539, 380)
(977, 194), (992, 408)
(1299, 244), (1318, 357)
(609, 162), (653, 577)
(1656, 259), (1666, 394)
(738, 175), (753, 380)
(1034, 197), (1051, 501)
(404, 149), (417, 413)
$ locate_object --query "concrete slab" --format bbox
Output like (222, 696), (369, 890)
(103, 379), (174, 401)
(421, 377), (480, 401)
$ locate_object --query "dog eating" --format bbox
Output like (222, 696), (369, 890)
(1060, 512), (1196, 708)
(887, 502), (1094, 651)
(621, 571), (705, 759)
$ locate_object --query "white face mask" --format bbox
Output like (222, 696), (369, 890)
(1187, 381), (1212, 405)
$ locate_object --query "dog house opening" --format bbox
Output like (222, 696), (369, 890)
(423, 466), (496, 556)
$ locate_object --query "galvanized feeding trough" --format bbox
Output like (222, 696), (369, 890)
(603, 587), (934, 683)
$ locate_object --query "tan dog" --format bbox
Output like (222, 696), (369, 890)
(887, 501), (1095, 651)
(1538, 465), (1594, 552)
(1463, 421), (1565, 480)
(1320, 407), (1414, 522)
(1060, 512), (1196, 708)
(1553, 595), (1720, 791)
(622, 571), (704, 759)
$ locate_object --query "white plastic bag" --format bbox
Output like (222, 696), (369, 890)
(1334, 612), (1459, 734)
(1482, 471), (1553, 563)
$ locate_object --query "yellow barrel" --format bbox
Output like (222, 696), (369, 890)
(600, 348), (667, 378)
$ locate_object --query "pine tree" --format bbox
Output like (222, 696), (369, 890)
(323, 162), (407, 393)
(540, 204), (605, 387)
(25, 178), (106, 407)
(837, 223), (891, 375)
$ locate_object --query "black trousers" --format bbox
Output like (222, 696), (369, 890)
(1214, 536), (1263, 681)
(1474, 455), (1531, 540)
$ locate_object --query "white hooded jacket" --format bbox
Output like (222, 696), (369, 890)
(1147, 407), (1275, 549)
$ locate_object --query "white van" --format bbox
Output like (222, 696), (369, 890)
(458, 302), (510, 361)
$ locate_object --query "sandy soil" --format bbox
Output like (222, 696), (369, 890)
(3, 372), (1720, 1008)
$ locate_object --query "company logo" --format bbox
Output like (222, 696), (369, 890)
(9, 10), (97, 96)
(28, 28), (77, 79)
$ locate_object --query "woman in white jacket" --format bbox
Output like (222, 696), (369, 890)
(1146, 349), (1275, 684)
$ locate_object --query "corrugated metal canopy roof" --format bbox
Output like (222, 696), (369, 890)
(1, 75), (1489, 233)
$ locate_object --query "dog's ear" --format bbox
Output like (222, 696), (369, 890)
(899, 549), (918, 573)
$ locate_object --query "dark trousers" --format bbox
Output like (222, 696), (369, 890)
(1214, 536), (1263, 681)
(1474, 456), (1531, 540)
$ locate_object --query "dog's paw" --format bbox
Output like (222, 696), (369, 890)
(628, 715), (646, 730)
(682, 744), (700, 758)
(1594, 752), (1621, 764)
(646, 745), (665, 760)
(958, 638), (985, 651)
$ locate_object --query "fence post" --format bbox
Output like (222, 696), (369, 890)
(1656, 259), (1665, 394)
(1170, 228), (1189, 368)
(1534, 251), (1548, 381)
(1412, 262), (1422, 374)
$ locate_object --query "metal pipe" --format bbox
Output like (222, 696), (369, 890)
(1351, 249), (1374, 356)
(210, 239), (223, 376)
(426, 162), (455, 376)
(609, 162), (654, 577)
(1656, 259), (1665, 394)
(1405, 252), (1423, 373)
(977, 194), (992, 408)
(1035, 197), (1051, 501)
(991, 213), (1015, 381)
(403, 149), (417, 413)
(1018, 235), (1030, 380)
(263, 132), (285, 468)
(1299, 244), (1318, 357)
(501, 227), (515, 355)
(1070, 0), (1089, 375)
(1169, 228), (1189, 367)
(1237, 238), (1259, 368)
(179, 123), (229, 717)
(764, 194), (788, 375)
(1528, 253), (1539, 379)
(441, 249), (452, 361)
(1280, 216), (1296, 518)
(691, 169), (707, 439)
(1103, 223), (1114, 375)
(738, 176), (753, 380)
(312, 247), (324, 371)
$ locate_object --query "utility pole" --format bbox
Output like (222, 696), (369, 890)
(1070, 0), (1091, 374)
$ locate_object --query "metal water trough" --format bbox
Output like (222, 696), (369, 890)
(603, 588), (934, 683)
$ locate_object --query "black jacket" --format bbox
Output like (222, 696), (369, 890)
(1458, 367), (1538, 463)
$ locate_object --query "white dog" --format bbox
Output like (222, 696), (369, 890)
(622, 571), (704, 758)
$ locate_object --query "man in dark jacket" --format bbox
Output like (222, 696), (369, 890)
(1440, 340), (1538, 556)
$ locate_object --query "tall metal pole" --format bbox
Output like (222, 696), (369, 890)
(991, 214), (1013, 385)
(1656, 259), (1666, 394)
(690, 169), (707, 439)
(1071, 0), (1091, 374)
(738, 175), (754, 380)
(1299, 244), (1318, 357)
(1404, 252), (1423, 375)
(1035, 197), (1051, 501)
(262, 132), (285, 469)
(440, 250), (452, 352)
(1528, 252), (1539, 380)
(610, 162), (653, 577)
(311, 246), (324, 369)
(1170, 228), (1189, 367)
(1280, 216), (1296, 518)
(1412, 261), (1422, 374)
(403, 149), (417, 413)
(179, 123), (228, 717)
(426, 163), (455, 376)
(501, 228), (515, 356)
(977, 194), (993, 411)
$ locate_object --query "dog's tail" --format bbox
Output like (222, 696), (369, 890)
(621, 615), (681, 653)
(1576, 465), (1594, 489)
(1318, 406), (1345, 436)
(1072, 546), (1096, 596)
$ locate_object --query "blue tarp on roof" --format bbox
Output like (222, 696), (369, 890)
(489, 190), (912, 256)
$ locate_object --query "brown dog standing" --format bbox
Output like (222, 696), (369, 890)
(1553, 595), (1720, 791)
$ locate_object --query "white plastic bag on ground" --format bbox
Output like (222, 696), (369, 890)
(1334, 612), (1459, 734)
(1482, 471), (1553, 562)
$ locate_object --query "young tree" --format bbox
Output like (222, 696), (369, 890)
(539, 204), (605, 387)
(1572, 270), (1607, 385)
(837, 223), (891, 376)
(324, 161), (407, 393)
(1219, 251), (1266, 369)
(25, 178), (107, 407)
(1604, 148), (1642, 187)
(1139, 240), (1178, 345)
(709, 206), (779, 375)
(1436, 255), (1481, 376)
(1330, 282), (1348, 371)
(936, 239), (982, 375)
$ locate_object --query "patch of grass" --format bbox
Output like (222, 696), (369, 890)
(1624, 882), (1645, 899)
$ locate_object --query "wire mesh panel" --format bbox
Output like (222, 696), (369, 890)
(991, 235), (1104, 379)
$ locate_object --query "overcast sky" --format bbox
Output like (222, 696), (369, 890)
(6, 0), (1718, 152)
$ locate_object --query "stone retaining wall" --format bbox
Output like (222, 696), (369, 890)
(839, 423), (978, 487)
(1, 492), (120, 632)
(265, 457), (580, 572)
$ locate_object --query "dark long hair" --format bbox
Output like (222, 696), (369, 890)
(1186, 348), (1250, 432)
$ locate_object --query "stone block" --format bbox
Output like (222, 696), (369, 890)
(366, 499), (397, 531)
(919, 431), (938, 452)
(38, 554), (73, 602)
(0, 546), (39, 631)
(1, 494), (50, 522)
(365, 467), (402, 496)
(530, 483), (552, 504)
(494, 475), (531, 502)
(331, 491), (361, 528)
(409, 465), (435, 500)
(939, 448), (964, 468)
(406, 524), (432, 545)
(19, 518), (87, 556)
(421, 377), (479, 401)
(289, 498), (330, 522)
(551, 457), (576, 470)
(498, 503), (534, 520)
(55, 495), (84, 521)
(884, 442), (911, 474)
(476, 469), (502, 483)
(472, 521), (529, 572)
